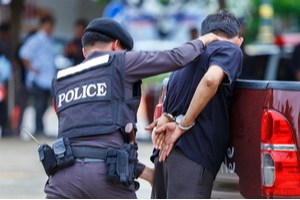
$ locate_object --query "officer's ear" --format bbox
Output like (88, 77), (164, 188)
(112, 39), (123, 51)
(82, 47), (88, 58)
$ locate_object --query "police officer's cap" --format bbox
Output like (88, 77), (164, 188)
(85, 18), (134, 50)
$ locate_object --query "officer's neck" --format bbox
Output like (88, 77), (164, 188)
(83, 46), (113, 58)
(83, 42), (124, 58)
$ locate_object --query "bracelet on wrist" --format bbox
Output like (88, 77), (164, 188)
(162, 112), (175, 122)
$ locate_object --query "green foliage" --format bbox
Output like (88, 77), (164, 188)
(98, 0), (110, 6)
(272, 0), (300, 16)
(245, 0), (300, 43)
(272, 0), (300, 33)
(142, 73), (170, 85)
(159, 0), (170, 6)
(243, 0), (260, 43)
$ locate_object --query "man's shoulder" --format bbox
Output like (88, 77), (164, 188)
(206, 41), (242, 56)
(208, 40), (239, 49)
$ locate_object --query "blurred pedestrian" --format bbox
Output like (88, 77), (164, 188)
(15, 29), (37, 136)
(189, 27), (199, 40)
(19, 15), (56, 136)
(64, 18), (87, 65)
(0, 22), (13, 137)
(0, 51), (12, 137)
(0, 22), (13, 60)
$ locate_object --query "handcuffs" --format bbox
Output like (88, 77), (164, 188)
(162, 113), (195, 131)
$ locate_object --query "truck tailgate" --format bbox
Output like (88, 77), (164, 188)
(227, 80), (300, 198)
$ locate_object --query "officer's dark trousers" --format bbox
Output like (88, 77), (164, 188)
(44, 160), (137, 199)
(151, 147), (215, 199)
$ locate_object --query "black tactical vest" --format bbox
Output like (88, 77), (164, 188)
(52, 52), (141, 139)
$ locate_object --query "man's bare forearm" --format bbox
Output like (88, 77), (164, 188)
(180, 65), (225, 128)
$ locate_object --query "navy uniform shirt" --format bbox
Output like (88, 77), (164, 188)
(163, 40), (243, 176)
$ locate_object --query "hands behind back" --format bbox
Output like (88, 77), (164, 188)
(145, 114), (187, 162)
(154, 122), (185, 162)
(145, 115), (169, 148)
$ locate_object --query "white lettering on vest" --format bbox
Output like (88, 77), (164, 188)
(97, 83), (107, 96)
(65, 90), (75, 103)
(58, 93), (65, 108)
(73, 87), (82, 100)
(87, 84), (96, 97)
(82, 85), (87, 98)
(57, 82), (107, 108)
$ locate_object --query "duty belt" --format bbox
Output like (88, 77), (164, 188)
(71, 146), (108, 160)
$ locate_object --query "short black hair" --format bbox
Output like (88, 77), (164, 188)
(201, 10), (240, 38)
(81, 31), (115, 47)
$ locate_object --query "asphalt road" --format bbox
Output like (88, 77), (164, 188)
(0, 106), (153, 198)
(0, 137), (154, 199)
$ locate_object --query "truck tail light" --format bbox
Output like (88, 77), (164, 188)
(153, 103), (163, 121)
(261, 109), (300, 197)
(153, 77), (169, 121)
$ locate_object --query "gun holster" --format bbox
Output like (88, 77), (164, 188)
(105, 143), (138, 188)
(38, 138), (75, 176)
(38, 144), (57, 176)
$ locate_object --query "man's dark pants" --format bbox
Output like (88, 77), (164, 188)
(151, 147), (215, 199)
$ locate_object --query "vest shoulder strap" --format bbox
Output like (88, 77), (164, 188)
(57, 54), (110, 79)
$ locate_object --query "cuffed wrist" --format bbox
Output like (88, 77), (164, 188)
(178, 122), (195, 131)
(162, 112), (175, 122)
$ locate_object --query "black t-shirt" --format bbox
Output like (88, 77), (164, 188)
(164, 40), (243, 176)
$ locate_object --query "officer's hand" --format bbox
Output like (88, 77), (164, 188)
(198, 33), (219, 46)
(155, 122), (185, 162)
(145, 119), (158, 131)
(145, 119), (161, 147)
(145, 114), (171, 130)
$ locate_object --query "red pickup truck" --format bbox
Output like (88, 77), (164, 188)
(149, 39), (300, 198)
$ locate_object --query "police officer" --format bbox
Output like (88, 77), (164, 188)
(43, 17), (217, 198)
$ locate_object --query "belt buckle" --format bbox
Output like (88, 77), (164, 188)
(75, 157), (104, 163)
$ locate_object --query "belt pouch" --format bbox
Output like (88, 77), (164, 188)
(52, 138), (75, 168)
(106, 148), (119, 183)
(116, 149), (129, 184)
(38, 144), (57, 176)
(121, 143), (138, 186)
(105, 145), (138, 187)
